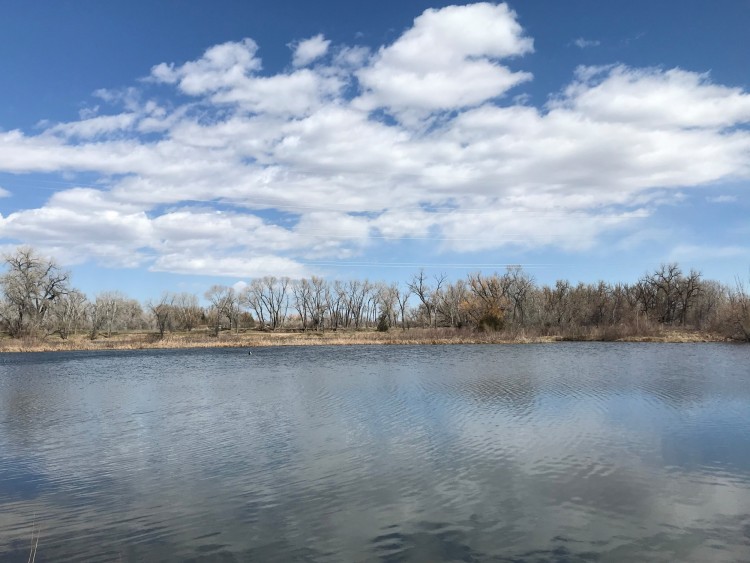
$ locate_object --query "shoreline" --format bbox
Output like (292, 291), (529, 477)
(0, 328), (732, 354)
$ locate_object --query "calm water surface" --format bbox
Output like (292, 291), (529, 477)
(0, 343), (749, 562)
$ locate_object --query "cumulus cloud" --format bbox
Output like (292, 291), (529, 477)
(553, 65), (750, 129)
(291, 34), (331, 67)
(150, 38), (342, 116)
(0, 3), (749, 278)
(150, 39), (262, 93)
(356, 3), (533, 120)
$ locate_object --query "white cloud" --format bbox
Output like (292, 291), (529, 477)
(355, 2), (533, 119)
(78, 105), (99, 119)
(92, 86), (142, 111)
(706, 194), (738, 203)
(210, 69), (344, 115)
(150, 39), (262, 95)
(150, 38), (341, 116)
(151, 253), (307, 278)
(333, 45), (370, 68)
(0, 4), (749, 279)
(291, 34), (331, 67)
(553, 65), (750, 129)
(231, 280), (248, 293)
(572, 37), (600, 49)
(0, 186), (10, 198)
(47, 113), (139, 139)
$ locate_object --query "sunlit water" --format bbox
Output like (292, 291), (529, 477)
(1, 343), (749, 562)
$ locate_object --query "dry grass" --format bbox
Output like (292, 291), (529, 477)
(0, 325), (730, 354)
(616, 328), (725, 343)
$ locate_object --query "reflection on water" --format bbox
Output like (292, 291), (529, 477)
(1, 343), (749, 562)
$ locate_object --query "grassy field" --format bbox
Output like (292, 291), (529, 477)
(0, 326), (728, 353)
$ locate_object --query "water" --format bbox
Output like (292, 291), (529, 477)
(0, 343), (749, 562)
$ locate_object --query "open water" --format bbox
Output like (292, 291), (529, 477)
(0, 343), (749, 562)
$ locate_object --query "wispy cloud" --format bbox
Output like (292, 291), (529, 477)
(572, 37), (600, 49)
(621, 31), (646, 46)
(706, 194), (738, 203)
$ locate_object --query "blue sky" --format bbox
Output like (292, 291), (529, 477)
(0, 1), (749, 300)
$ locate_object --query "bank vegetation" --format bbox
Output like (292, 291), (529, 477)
(0, 246), (748, 353)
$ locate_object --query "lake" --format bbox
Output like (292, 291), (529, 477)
(1, 343), (749, 562)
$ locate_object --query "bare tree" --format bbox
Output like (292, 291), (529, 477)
(677, 269), (702, 325)
(692, 280), (725, 330)
(309, 276), (329, 330)
(328, 280), (349, 330)
(636, 264), (703, 326)
(148, 293), (175, 339)
(376, 283), (399, 328)
(365, 283), (380, 327)
(49, 290), (88, 339)
(243, 280), (266, 329)
(541, 280), (572, 330)
(121, 299), (148, 331)
(226, 289), (244, 333)
(394, 283), (412, 331)
(645, 263), (683, 324)
(292, 278), (313, 330)
(173, 292), (202, 331)
(0, 246), (71, 337)
(435, 279), (468, 327)
(242, 277), (289, 331)
(728, 277), (750, 341)
(205, 285), (234, 336)
(466, 272), (508, 330)
(633, 277), (658, 321)
(408, 270), (445, 328)
(504, 266), (534, 326)
(90, 291), (129, 338)
(263, 277), (289, 330)
(344, 279), (372, 329)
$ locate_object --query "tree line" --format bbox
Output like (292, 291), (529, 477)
(1, 246), (749, 342)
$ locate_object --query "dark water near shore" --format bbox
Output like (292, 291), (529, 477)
(1, 343), (749, 562)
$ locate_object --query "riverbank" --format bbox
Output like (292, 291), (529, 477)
(0, 327), (730, 353)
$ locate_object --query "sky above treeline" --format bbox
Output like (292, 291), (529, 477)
(0, 1), (748, 301)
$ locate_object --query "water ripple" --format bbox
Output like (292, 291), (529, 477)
(1, 343), (749, 561)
